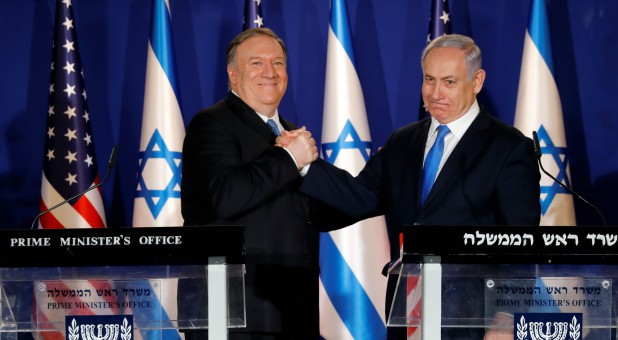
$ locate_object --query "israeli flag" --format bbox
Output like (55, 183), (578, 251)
(515, 2), (588, 334)
(514, 0), (576, 226)
(319, 0), (390, 338)
(132, 0), (184, 338)
(133, 0), (185, 228)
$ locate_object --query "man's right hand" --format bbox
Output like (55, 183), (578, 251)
(275, 128), (302, 147)
(278, 127), (318, 168)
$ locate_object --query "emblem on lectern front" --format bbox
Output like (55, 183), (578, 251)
(66, 315), (133, 340)
(515, 313), (581, 340)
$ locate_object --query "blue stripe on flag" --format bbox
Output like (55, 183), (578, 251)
(150, 0), (180, 95)
(330, 0), (357, 68)
(528, 0), (554, 75)
(129, 281), (181, 340)
(320, 233), (386, 339)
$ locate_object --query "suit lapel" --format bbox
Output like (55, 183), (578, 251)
(403, 120), (432, 211)
(226, 92), (276, 143)
(422, 112), (491, 206)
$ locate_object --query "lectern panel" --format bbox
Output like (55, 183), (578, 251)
(0, 226), (245, 338)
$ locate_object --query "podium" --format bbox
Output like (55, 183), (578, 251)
(387, 226), (618, 339)
(0, 225), (245, 339)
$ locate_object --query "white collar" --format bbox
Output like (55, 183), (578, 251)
(428, 100), (480, 139)
(231, 90), (280, 124)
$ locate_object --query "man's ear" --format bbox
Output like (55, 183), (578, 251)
(472, 69), (486, 95)
(227, 64), (236, 86)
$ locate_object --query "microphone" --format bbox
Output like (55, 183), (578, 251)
(31, 145), (118, 229)
(532, 131), (606, 226)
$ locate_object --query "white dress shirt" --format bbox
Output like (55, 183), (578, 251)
(423, 100), (480, 177)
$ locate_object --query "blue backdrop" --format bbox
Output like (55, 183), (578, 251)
(1, 0), (617, 228)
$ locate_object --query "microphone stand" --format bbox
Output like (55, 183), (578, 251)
(532, 131), (606, 226)
(31, 145), (118, 229)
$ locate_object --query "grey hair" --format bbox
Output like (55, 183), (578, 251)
(421, 34), (482, 80)
(226, 27), (287, 67)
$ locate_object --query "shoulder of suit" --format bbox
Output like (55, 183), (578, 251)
(390, 118), (429, 138)
(281, 117), (298, 131)
(481, 113), (530, 142)
(187, 98), (230, 128)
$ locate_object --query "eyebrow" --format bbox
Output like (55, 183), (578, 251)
(424, 73), (456, 80)
(247, 56), (285, 61)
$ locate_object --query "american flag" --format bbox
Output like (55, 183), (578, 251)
(418, 0), (452, 121)
(409, 1), (453, 338)
(427, 0), (452, 42)
(38, 0), (106, 230)
(243, 0), (264, 30)
(35, 0), (110, 337)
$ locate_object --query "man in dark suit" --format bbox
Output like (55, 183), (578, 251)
(281, 34), (541, 339)
(180, 27), (329, 339)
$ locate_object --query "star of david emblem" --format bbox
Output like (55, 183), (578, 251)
(321, 119), (372, 164)
(536, 125), (571, 215)
(135, 129), (182, 219)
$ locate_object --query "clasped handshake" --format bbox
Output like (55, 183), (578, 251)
(276, 127), (318, 169)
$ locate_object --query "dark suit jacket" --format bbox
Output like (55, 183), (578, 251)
(181, 92), (330, 337)
(301, 110), (541, 336)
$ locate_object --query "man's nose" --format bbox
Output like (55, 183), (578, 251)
(261, 63), (276, 77)
(430, 83), (442, 99)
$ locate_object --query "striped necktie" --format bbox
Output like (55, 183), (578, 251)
(267, 119), (281, 136)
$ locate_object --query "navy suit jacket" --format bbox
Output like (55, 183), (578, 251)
(301, 110), (541, 332)
(181, 92), (333, 336)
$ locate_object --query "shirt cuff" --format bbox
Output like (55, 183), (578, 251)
(282, 147), (311, 175)
(300, 163), (310, 176)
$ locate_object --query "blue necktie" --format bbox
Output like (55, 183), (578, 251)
(267, 119), (280, 136)
(421, 125), (450, 204)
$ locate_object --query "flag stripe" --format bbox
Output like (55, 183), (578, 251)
(150, 0), (179, 95)
(527, 0), (553, 74)
(38, 203), (63, 229)
(320, 234), (385, 338)
(40, 174), (102, 229)
(73, 193), (105, 228)
(141, 47), (185, 150)
(330, 0), (356, 69)
(405, 275), (422, 337)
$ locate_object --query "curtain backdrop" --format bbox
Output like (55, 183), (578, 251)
(1, 0), (617, 228)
